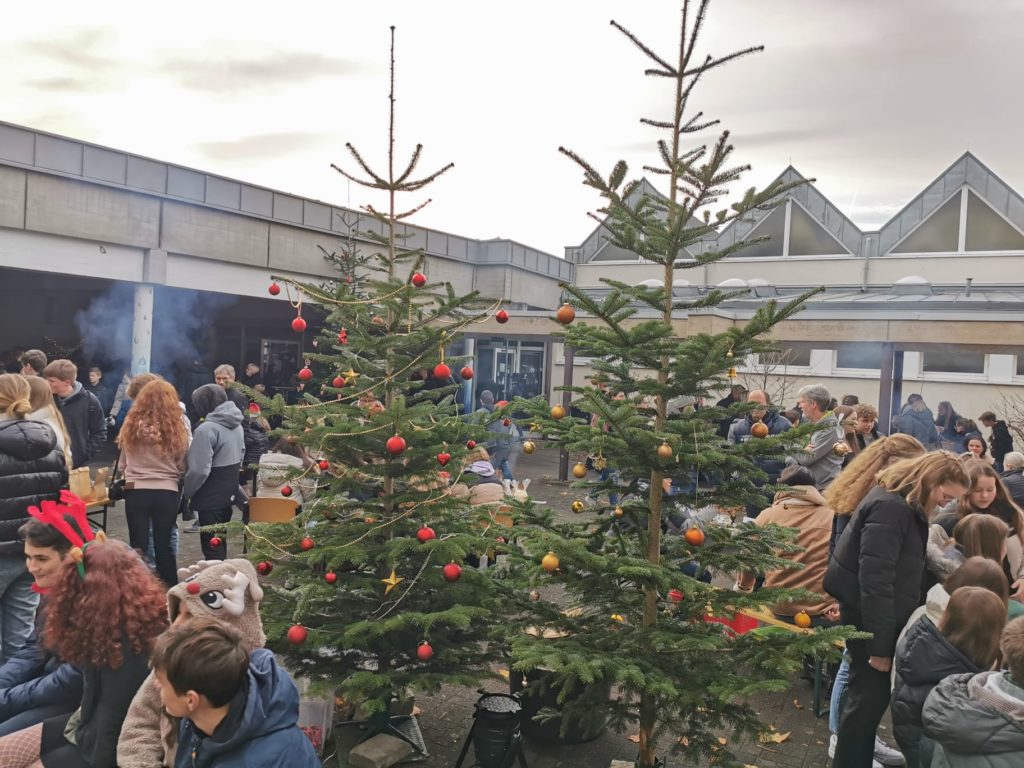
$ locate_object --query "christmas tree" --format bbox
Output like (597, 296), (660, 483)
(246, 27), (512, 733)
(505, 3), (855, 766)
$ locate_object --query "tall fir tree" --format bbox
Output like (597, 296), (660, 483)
(246, 27), (512, 735)
(505, 3), (856, 766)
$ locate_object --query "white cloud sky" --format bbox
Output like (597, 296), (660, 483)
(2, 0), (1022, 255)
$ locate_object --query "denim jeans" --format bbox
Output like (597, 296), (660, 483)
(0, 553), (39, 662)
(147, 523), (179, 561)
(829, 653), (851, 734)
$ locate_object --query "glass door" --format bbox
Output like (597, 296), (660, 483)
(261, 339), (301, 397)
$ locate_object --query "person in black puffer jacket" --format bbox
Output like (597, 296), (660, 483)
(824, 451), (970, 768)
(891, 586), (1006, 768)
(0, 374), (68, 662)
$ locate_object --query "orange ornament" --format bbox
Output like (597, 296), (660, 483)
(657, 441), (673, 459)
(684, 527), (705, 547)
(794, 611), (812, 629)
(751, 421), (769, 438)
(541, 552), (560, 573)
(555, 303), (576, 325)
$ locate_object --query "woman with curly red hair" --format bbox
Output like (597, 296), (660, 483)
(0, 539), (167, 768)
(117, 379), (188, 586)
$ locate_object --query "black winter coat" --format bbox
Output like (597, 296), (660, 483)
(0, 419), (68, 555)
(891, 616), (982, 768)
(989, 421), (1014, 463)
(823, 485), (929, 657)
(56, 384), (107, 468)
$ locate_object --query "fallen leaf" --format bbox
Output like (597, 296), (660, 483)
(762, 731), (791, 744)
(628, 733), (641, 743)
(792, 699), (804, 710)
(498, 669), (510, 680)
(678, 736), (690, 747)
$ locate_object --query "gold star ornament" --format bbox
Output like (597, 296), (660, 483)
(382, 569), (404, 595)
(343, 368), (361, 380)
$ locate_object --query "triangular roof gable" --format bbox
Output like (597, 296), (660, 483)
(877, 152), (1024, 255)
(579, 177), (700, 262)
(714, 166), (863, 257)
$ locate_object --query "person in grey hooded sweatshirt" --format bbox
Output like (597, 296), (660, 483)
(184, 384), (244, 560)
(923, 615), (1024, 767)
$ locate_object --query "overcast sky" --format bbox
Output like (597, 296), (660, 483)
(2, 0), (1022, 255)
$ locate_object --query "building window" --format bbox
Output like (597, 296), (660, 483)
(1017, 356), (1024, 378)
(754, 348), (811, 368)
(835, 346), (883, 370)
(922, 350), (985, 375)
(892, 193), (960, 253)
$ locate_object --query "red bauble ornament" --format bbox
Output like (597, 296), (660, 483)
(437, 452), (451, 466)
(556, 303), (576, 325)
(669, 589), (684, 603)
(332, 376), (346, 388)
(337, 329), (348, 345)
(287, 625), (308, 645)
(417, 642), (434, 661)
(318, 460), (329, 471)
(466, 440), (477, 449)
(460, 366), (474, 380)
(268, 282), (281, 296)
(209, 536), (222, 548)
(291, 316), (307, 333)
(281, 485), (293, 497)
(300, 537), (315, 551)
(442, 562), (462, 583)
(298, 367), (313, 382)
(248, 402), (260, 413)
(257, 561), (274, 576)
(495, 309), (509, 324)
(411, 272), (427, 288)
(386, 435), (407, 455)
(186, 582), (201, 595)
(417, 526), (436, 543)
(433, 363), (451, 380)
(324, 571), (337, 584)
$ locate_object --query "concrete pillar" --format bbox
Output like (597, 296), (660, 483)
(878, 343), (895, 433)
(131, 284), (154, 374)
(558, 345), (574, 482)
(461, 337), (475, 413)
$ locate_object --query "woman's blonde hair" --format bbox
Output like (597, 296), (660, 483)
(825, 434), (926, 516)
(877, 451), (971, 510)
(953, 514), (1010, 563)
(0, 374), (33, 420)
(24, 375), (73, 466)
(940, 586), (1006, 670)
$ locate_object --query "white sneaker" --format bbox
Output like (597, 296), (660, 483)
(874, 736), (906, 766)
(828, 734), (885, 768)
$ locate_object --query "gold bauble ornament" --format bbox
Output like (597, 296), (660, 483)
(657, 441), (674, 460)
(613, 506), (624, 518)
(572, 463), (587, 479)
(610, 614), (625, 623)
(571, 499), (585, 513)
(832, 441), (852, 457)
(550, 405), (567, 420)
(541, 552), (560, 573)
(726, 348), (734, 359)
(522, 440), (536, 454)
(794, 611), (812, 629)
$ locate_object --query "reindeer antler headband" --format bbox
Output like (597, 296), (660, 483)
(27, 490), (107, 579)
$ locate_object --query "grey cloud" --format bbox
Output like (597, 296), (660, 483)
(160, 51), (363, 93)
(196, 131), (336, 161)
(17, 29), (119, 73)
(28, 76), (105, 92)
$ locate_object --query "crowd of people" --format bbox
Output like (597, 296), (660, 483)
(4, 342), (1024, 766)
(724, 383), (1024, 768)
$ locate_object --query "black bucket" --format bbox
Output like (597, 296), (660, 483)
(472, 693), (523, 768)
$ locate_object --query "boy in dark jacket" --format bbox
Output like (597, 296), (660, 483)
(43, 359), (106, 468)
(980, 411), (1014, 472)
(0, 519), (83, 735)
(152, 618), (319, 768)
(184, 385), (244, 560)
(923, 615), (1024, 767)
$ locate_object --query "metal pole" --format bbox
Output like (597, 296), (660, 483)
(558, 345), (574, 482)
(878, 343), (895, 434)
(131, 284), (154, 374)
